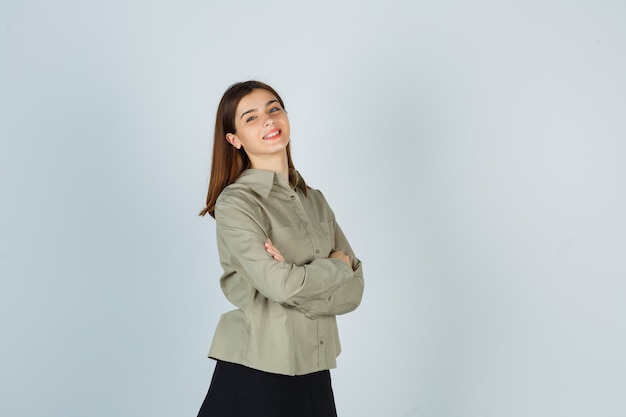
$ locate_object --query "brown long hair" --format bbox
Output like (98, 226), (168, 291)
(199, 81), (295, 217)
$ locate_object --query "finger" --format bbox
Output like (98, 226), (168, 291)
(265, 244), (282, 258)
(267, 246), (282, 259)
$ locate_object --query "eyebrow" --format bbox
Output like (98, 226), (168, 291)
(240, 100), (280, 119)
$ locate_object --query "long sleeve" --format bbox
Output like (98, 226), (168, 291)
(207, 169), (362, 376)
(293, 221), (364, 319)
(215, 193), (354, 306)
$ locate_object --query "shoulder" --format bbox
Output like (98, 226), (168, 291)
(215, 183), (260, 220)
(302, 185), (337, 220)
(217, 182), (253, 203)
(303, 183), (328, 203)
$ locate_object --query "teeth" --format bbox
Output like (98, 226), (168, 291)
(264, 131), (279, 139)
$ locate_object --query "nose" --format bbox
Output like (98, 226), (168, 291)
(264, 117), (275, 127)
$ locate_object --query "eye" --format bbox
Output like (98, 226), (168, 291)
(246, 115), (257, 123)
(269, 107), (281, 113)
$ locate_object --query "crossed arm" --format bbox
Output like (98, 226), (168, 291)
(216, 193), (364, 319)
(264, 226), (364, 320)
(265, 238), (351, 267)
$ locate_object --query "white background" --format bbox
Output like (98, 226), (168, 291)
(1, 1), (625, 416)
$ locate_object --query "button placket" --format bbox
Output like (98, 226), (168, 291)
(289, 191), (321, 259)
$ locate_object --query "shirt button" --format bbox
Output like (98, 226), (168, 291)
(315, 249), (320, 254)
(290, 195), (295, 200)
(320, 340), (324, 345)
(305, 221), (310, 225)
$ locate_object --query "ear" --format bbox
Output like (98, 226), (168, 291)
(226, 133), (241, 149)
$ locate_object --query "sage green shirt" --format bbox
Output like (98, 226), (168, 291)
(208, 169), (364, 376)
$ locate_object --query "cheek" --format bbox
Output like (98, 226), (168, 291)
(239, 128), (260, 144)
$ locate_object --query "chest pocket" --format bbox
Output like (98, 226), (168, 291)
(268, 220), (334, 265)
(318, 221), (335, 249)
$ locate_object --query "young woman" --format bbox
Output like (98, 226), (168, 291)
(197, 81), (364, 417)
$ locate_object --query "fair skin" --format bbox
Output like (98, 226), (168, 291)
(226, 89), (351, 268)
(226, 88), (291, 181)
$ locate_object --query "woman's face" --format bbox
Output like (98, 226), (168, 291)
(227, 88), (290, 163)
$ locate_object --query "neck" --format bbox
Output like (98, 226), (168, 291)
(249, 152), (289, 181)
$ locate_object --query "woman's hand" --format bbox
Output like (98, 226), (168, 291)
(329, 250), (351, 268)
(265, 238), (285, 262)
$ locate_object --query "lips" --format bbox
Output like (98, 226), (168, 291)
(263, 129), (281, 140)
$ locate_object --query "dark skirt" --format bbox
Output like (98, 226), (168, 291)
(197, 361), (338, 417)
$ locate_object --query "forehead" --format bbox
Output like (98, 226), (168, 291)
(236, 89), (279, 114)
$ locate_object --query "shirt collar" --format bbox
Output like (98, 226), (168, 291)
(236, 168), (308, 198)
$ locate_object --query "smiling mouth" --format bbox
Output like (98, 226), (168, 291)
(263, 130), (281, 140)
